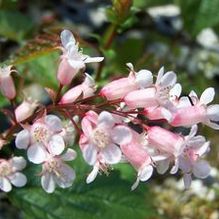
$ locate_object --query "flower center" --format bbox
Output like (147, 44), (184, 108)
(157, 85), (172, 103)
(44, 158), (61, 177)
(32, 124), (50, 143)
(93, 128), (110, 148)
(0, 162), (12, 177)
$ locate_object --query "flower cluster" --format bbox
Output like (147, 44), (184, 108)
(0, 29), (218, 193)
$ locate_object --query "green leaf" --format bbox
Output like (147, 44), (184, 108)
(178, 0), (219, 36)
(0, 10), (34, 42)
(8, 152), (160, 219)
(8, 171), (159, 219)
(133, 0), (173, 8)
(16, 52), (59, 88)
(0, 94), (9, 107)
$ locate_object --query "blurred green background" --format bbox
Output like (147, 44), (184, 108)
(0, 0), (219, 219)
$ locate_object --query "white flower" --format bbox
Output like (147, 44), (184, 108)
(41, 148), (77, 193)
(60, 29), (104, 69)
(15, 114), (65, 164)
(0, 157), (27, 192)
(178, 125), (211, 188)
(79, 111), (132, 183)
(172, 87), (219, 129)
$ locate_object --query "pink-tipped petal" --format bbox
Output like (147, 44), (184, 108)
(81, 117), (93, 138)
(57, 59), (78, 85)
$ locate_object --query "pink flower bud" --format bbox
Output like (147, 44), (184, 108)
(15, 98), (38, 122)
(171, 105), (206, 127)
(124, 88), (157, 109)
(121, 141), (151, 170)
(60, 73), (95, 104)
(0, 66), (16, 99)
(100, 77), (138, 100)
(120, 137), (153, 190)
(147, 126), (184, 156)
(100, 63), (154, 100)
(144, 106), (173, 122)
(57, 58), (79, 86)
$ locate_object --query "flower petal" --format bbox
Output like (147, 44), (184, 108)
(86, 164), (99, 184)
(98, 111), (115, 128)
(196, 141), (210, 157)
(139, 165), (153, 181)
(205, 121), (219, 130)
(183, 173), (192, 189)
(135, 69), (153, 89)
(68, 59), (85, 69)
(189, 90), (198, 98)
(169, 83), (182, 98)
(156, 66), (164, 85)
(45, 115), (63, 133)
(160, 71), (176, 87)
(82, 143), (97, 165)
(178, 156), (191, 173)
(200, 87), (215, 105)
(54, 164), (75, 188)
(193, 160), (210, 179)
(156, 159), (170, 174)
(111, 126), (132, 145)
(48, 135), (65, 155)
(61, 149), (77, 161)
(15, 129), (30, 149)
(207, 104), (219, 121)
(11, 156), (26, 171)
(187, 135), (206, 148)
(101, 143), (121, 164)
(81, 117), (93, 138)
(9, 172), (27, 187)
(41, 173), (55, 193)
(27, 143), (47, 164)
(60, 29), (76, 49)
(131, 177), (140, 191)
(0, 177), (12, 192)
(177, 96), (192, 108)
(161, 108), (172, 122)
(188, 125), (198, 138)
(84, 56), (104, 63)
